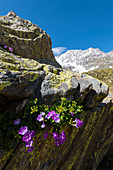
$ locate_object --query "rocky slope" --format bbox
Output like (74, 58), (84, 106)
(55, 48), (113, 73)
(0, 11), (113, 170)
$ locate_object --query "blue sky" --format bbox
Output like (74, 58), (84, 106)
(0, 0), (113, 55)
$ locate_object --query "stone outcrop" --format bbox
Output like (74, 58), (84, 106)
(0, 11), (60, 67)
(0, 49), (109, 112)
(0, 11), (113, 170)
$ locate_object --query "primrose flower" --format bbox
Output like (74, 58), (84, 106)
(40, 112), (45, 116)
(41, 121), (46, 128)
(72, 118), (83, 128)
(4, 45), (7, 48)
(44, 132), (48, 138)
(9, 47), (13, 53)
(59, 131), (66, 144)
(53, 131), (66, 145)
(45, 111), (56, 119)
(14, 118), (20, 125)
(29, 130), (35, 137)
(25, 139), (33, 147)
(37, 114), (43, 122)
(53, 132), (58, 139)
(52, 114), (60, 123)
(70, 112), (74, 116)
(28, 146), (34, 153)
(55, 138), (60, 146)
(19, 126), (28, 135)
(22, 131), (31, 142)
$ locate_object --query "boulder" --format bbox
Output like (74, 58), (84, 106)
(41, 71), (108, 107)
(0, 11), (60, 67)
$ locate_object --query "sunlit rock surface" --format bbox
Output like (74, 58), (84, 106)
(0, 11), (60, 67)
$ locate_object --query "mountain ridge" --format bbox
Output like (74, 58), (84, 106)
(55, 47), (113, 73)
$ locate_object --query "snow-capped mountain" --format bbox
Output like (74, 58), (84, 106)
(55, 48), (113, 73)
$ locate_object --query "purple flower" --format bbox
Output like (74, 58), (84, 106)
(55, 139), (60, 146)
(22, 131), (31, 142)
(44, 132), (48, 138)
(45, 111), (60, 123)
(59, 131), (66, 144)
(45, 111), (56, 119)
(4, 45), (7, 48)
(70, 112), (74, 116)
(9, 47), (13, 53)
(45, 114), (50, 119)
(19, 126), (28, 135)
(50, 111), (56, 115)
(40, 112), (45, 116)
(54, 117), (60, 123)
(29, 130), (35, 137)
(52, 113), (60, 123)
(53, 131), (66, 145)
(73, 118), (84, 128)
(14, 118), (20, 125)
(41, 121), (46, 128)
(25, 139), (33, 147)
(53, 132), (58, 139)
(28, 146), (34, 152)
(37, 114), (43, 122)
(62, 131), (65, 136)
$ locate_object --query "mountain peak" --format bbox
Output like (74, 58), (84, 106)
(55, 48), (113, 73)
(7, 11), (17, 17)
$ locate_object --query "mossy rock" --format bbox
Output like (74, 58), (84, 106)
(0, 11), (60, 67)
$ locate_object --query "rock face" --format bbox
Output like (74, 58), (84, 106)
(0, 12), (113, 170)
(1, 101), (113, 170)
(0, 11), (60, 67)
(0, 49), (109, 112)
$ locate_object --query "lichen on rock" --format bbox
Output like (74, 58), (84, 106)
(0, 11), (60, 67)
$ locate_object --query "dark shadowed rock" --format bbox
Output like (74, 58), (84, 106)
(1, 100), (113, 170)
(0, 11), (60, 67)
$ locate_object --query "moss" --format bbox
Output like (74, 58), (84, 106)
(43, 65), (50, 75)
(29, 72), (39, 82)
(0, 81), (11, 90)
(49, 70), (74, 90)
(0, 69), (6, 73)
(0, 149), (14, 168)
